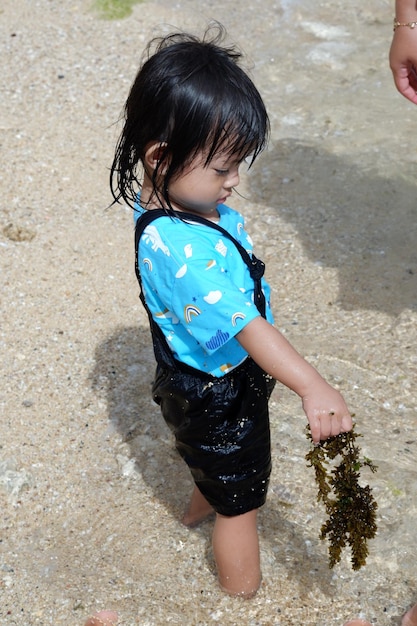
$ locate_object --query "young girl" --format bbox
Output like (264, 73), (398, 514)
(110, 25), (353, 598)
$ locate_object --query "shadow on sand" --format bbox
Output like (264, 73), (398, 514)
(250, 138), (416, 315)
(90, 325), (336, 597)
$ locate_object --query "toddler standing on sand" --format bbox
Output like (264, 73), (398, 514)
(110, 24), (352, 598)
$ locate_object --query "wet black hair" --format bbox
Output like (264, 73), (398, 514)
(110, 23), (269, 210)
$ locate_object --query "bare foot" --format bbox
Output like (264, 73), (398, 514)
(84, 610), (118, 626)
(219, 581), (260, 599)
(402, 604), (417, 626)
(182, 485), (215, 527)
(343, 621), (372, 626)
(182, 503), (214, 527)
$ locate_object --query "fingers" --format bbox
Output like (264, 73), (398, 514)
(310, 410), (353, 443)
(409, 64), (417, 89)
(392, 66), (417, 104)
(309, 417), (322, 444)
(396, 77), (417, 103)
(341, 412), (354, 433)
(309, 413), (335, 443)
(302, 384), (353, 443)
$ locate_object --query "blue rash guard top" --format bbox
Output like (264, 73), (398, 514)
(134, 202), (274, 377)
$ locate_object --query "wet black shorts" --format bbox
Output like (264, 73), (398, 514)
(152, 357), (276, 517)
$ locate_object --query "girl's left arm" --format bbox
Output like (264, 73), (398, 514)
(237, 316), (353, 443)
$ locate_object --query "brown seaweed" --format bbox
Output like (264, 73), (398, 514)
(306, 425), (378, 570)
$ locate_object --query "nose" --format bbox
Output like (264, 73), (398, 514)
(225, 167), (240, 189)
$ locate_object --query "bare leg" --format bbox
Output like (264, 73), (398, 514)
(182, 485), (214, 527)
(84, 610), (118, 626)
(402, 604), (417, 626)
(212, 508), (261, 598)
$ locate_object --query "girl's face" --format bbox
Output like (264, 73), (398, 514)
(167, 151), (242, 216)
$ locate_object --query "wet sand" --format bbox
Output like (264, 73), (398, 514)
(1, 0), (416, 624)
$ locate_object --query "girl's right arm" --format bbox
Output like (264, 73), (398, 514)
(236, 316), (353, 443)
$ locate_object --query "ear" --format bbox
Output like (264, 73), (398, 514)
(144, 141), (169, 174)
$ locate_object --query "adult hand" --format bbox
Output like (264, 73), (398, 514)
(390, 24), (417, 104)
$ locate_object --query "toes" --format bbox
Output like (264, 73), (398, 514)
(84, 610), (119, 626)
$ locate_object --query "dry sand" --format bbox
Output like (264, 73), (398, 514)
(1, 0), (416, 624)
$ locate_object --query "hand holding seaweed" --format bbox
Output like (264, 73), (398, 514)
(306, 425), (378, 570)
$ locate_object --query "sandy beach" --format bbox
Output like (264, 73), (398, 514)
(1, 0), (416, 624)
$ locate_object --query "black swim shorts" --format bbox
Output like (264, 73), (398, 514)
(152, 357), (275, 517)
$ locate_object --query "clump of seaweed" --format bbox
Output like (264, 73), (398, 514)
(306, 425), (378, 570)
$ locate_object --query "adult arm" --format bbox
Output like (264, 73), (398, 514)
(389, 0), (417, 103)
(237, 317), (353, 443)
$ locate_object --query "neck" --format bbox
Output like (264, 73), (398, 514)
(140, 177), (220, 222)
(140, 175), (161, 210)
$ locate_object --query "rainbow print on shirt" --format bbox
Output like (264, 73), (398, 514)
(231, 312), (246, 326)
(184, 304), (201, 323)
